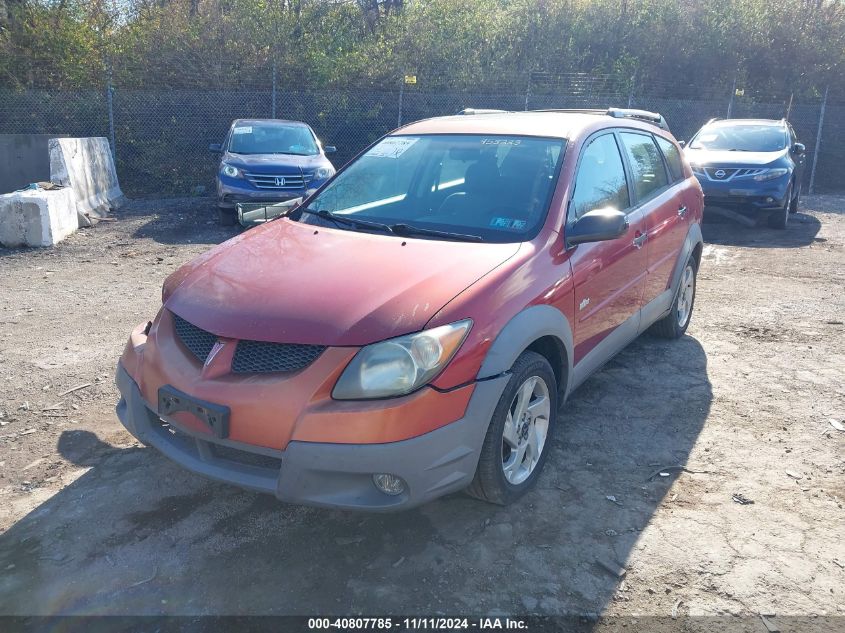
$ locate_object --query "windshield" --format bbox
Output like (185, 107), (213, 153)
(689, 124), (788, 152)
(300, 134), (565, 243)
(228, 123), (319, 156)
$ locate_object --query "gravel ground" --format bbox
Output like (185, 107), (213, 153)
(0, 196), (843, 625)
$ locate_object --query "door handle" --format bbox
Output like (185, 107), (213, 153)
(632, 232), (647, 249)
(678, 205), (688, 218)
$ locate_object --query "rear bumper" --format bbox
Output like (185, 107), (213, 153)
(115, 361), (508, 511)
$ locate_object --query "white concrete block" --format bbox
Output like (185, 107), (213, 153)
(49, 137), (126, 226)
(0, 188), (78, 247)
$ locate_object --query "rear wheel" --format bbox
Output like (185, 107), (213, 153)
(467, 351), (558, 505)
(768, 184), (791, 229)
(651, 257), (697, 339)
(218, 206), (237, 226)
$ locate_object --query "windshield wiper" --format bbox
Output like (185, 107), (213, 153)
(389, 223), (483, 242)
(302, 208), (394, 233)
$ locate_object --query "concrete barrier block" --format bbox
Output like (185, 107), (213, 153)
(0, 188), (78, 247)
(49, 137), (126, 226)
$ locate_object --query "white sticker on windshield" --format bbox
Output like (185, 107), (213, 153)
(233, 126), (253, 134)
(697, 133), (717, 142)
(366, 137), (418, 158)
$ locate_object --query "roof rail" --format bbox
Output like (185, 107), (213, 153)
(607, 108), (669, 131)
(531, 108), (609, 114)
(705, 117), (722, 125)
(457, 108), (510, 115)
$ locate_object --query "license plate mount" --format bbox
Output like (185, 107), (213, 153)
(158, 385), (230, 439)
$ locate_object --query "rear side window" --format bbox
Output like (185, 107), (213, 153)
(655, 136), (684, 182)
(619, 132), (669, 201)
(571, 134), (630, 219)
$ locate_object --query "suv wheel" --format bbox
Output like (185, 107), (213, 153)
(466, 351), (557, 505)
(218, 206), (238, 226)
(789, 182), (801, 214)
(651, 256), (697, 339)
(768, 183), (792, 229)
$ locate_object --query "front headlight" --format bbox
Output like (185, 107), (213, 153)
(753, 168), (788, 182)
(332, 320), (472, 400)
(222, 163), (240, 178)
(315, 166), (335, 180)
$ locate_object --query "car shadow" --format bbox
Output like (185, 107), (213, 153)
(122, 197), (241, 246)
(702, 206), (821, 248)
(0, 335), (711, 618)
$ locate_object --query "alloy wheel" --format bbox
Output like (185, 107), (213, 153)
(501, 375), (551, 485)
(677, 264), (695, 328)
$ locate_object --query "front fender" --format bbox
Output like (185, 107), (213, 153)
(477, 304), (574, 397)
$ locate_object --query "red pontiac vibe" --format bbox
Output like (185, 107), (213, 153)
(116, 108), (704, 511)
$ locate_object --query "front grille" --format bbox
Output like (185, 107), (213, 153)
(244, 172), (306, 190)
(173, 314), (218, 363)
(172, 313), (324, 374)
(705, 167), (739, 181)
(232, 340), (325, 374)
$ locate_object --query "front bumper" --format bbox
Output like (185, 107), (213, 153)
(217, 177), (328, 210)
(694, 173), (791, 212)
(115, 362), (508, 511)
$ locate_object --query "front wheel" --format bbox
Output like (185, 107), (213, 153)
(466, 351), (558, 505)
(651, 257), (697, 339)
(768, 184), (791, 229)
(789, 183), (801, 214)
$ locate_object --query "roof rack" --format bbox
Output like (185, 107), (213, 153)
(457, 107), (670, 131)
(529, 107), (669, 130)
(606, 108), (669, 131)
(457, 108), (510, 115)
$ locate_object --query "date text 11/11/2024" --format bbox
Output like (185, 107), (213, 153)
(307, 617), (529, 630)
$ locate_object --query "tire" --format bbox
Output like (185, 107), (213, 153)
(651, 256), (697, 339)
(789, 182), (800, 214)
(768, 184), (791, 229)
(218, 206), (237, 226)
(466, 351), (558, 505)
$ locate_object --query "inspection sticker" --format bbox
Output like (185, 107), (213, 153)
(366, 137), (418, 158)
(232, 126), (253, 134)
(490, 217), (528, 230)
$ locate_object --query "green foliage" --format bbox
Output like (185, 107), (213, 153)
(0, 0), (842, 97)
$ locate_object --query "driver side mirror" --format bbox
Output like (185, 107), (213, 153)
(324, 145), (337, 154)
(567, 207), (629, 247)
(791, 142), (805, 155)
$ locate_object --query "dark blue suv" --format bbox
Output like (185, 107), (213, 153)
(683, 118), (805, 229)
(210, 119), (336, 225)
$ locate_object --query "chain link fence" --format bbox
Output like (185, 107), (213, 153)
(0, 77), (840, 198)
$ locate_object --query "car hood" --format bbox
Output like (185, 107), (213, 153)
(223, 152), (330, 172)
(163, 218), (521, 346)
(684, 148), (787, 166)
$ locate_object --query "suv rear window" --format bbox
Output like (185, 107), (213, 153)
(619, 132), (669, 202)
(304, 134), (565, 243)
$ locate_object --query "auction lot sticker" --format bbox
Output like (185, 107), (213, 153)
(366, 137), (419, 158)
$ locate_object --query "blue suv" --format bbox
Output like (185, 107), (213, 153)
(210, 119), (336, 225)
(683, 118), (805, 229)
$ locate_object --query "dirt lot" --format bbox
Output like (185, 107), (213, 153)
(0, 196), (843, 624)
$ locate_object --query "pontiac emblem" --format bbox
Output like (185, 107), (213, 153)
(204, 341), (225, 368)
